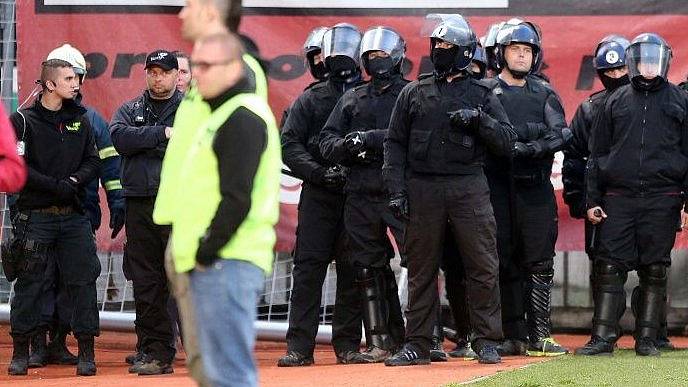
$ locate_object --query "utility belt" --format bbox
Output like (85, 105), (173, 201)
(31, 205), (75, 216)
(0, 212), (51, 282)
(512, 168), (550, 186)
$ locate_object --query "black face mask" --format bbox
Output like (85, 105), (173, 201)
(327, 56), (357, 81)
(631, 75), (665, 92)
(431, 46), (459, 76)
(367, 56), (395, 79)
(309, 62), (328, 81)
(598, 72), (629, 91)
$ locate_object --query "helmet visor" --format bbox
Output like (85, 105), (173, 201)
(627, 42), (671, 80)
(360, 27), (404, 61)
(322, 27), (361, 63)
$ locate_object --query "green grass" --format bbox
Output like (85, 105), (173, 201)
(445, 350), (688, 387)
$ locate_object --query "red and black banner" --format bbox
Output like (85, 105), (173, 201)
(19, 1), (688, 252)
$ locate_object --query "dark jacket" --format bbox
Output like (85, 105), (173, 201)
(482, 77), (568, 184)
(9, 96), (100, 211)
(280, 78), (360, 187)
(383, 74), (516, 195)
(320, 76), (409, 195)
(562, 90), (606, 218)
(587, 81), (688, 207)
(82, 104), (124, 229)
(110, 89), (182, 197)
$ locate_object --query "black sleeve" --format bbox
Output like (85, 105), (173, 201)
(109, 103), (167, 156)
(71, 117), (101, 186)
(562, 101), (592, 218)
(10, 112), (58, 192)
(478, 91), (517, 157)
(197, 107), (267, 259)
(382, 84), (412, 195)
(586, 97), (613, 208)
(319, 95), (351, 165)
(280, 94), (322, 181)
(364, 129), (387, 153)
(529, 93), (569, 156)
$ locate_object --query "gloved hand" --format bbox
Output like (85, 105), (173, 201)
(344, 131), (368, 156)
(54, 178), (78, 201)
(448, 107), (481, 132)
(512, 141), (543, 158)
(196, 236), (219, 268)
(311, 166), (347, 189)
(109, 206), (125, 239)
(388, 192), (409, 220)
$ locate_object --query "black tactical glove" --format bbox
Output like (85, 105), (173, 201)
(344, 131), (368, 155)
(512, 141), (543, 158)
(312, 166), (347, 189)
(54, 178), (78, 201)
(109, 206), (125, 239)
(448, 107), (481, 132)
(388, 192), (409, 220)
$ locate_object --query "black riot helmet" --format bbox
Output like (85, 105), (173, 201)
(321, 23), (362, 81)
(495, 21), (541, 77)
(627, 33), (672, 90)
(594, 35), (630, 70)
(303, 26), (329, 80)
(483, 22), (504, 72)
(593, 35), (631, 90)
(360, 26), (406, 78)
(470, 44), (487, 79)
(421, 14), (477, 77)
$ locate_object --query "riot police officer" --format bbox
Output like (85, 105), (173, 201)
(564, 35), (631, 353)
(278, 23), (365, 366)
(483, 21), (569, 357)
(581, 33), (688, 357)
(319, 26), (408, 363)
(383, 15), (515, 366)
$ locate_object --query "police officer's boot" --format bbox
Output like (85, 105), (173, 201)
(47, 327), (78, 365)
(8, 335), (29, 375)
(357, 267), (394, 363)
(525, 271), (568, 356)
(430, 308), (448, 362)
(76, 336), (97, 376)
(634, 264), (666, 357)
(28, 330), (48, 368)
(575, 262), (626, 356)
(632, 284), (674, 350)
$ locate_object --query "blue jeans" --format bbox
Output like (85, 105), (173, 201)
(190, 259), (264, 387)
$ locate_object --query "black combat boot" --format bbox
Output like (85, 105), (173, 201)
(575, 262), (626, 356)
(76, 336), (97, 376)
(47, 327), (78, 365)
(525, 272), (568, 356)
(8, 335), (29, 375)
(634, 265), (666, 357)
(28, 330), (48, 368)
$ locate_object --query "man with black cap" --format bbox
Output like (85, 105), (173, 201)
(110, 49), (183, 375)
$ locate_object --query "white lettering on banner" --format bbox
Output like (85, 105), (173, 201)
(44, 0), (509, 8)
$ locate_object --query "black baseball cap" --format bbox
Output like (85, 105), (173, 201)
(145, 50), (178, 71)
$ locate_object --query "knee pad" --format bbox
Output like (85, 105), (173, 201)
(638, 264), (667, 285)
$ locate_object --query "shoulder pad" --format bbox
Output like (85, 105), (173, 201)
(476, 78), (500, 95)
(417, 72), (434, 80)
(303, 80), (323, 91)
(588, 89), (606, 102)
(309, 81), (330, 93)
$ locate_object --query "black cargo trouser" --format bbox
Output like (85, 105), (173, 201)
(10, 211), (100, 339)
(405, 173), (503, 355)
(596, 194), (681, 271)
(344, 192), (406, 344)
(286, 185), (361, 356)
(123, 196), (174, 363)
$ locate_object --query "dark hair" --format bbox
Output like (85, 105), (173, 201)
(40, 59), (73, 91)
